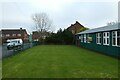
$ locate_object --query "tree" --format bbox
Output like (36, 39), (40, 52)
(45, 29), (74, 45)
(62, 29), (73, 44)
(32, 12), (53, 42)
(107, 21), (117, 26)
(79, 27), (89, 32)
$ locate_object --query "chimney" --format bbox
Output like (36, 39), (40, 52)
(76, 21), (79, 24)
(20, 28), (22, 30)
(71, 24), (74, 26)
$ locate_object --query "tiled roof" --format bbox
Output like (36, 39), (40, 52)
(1, 29), (27, 34)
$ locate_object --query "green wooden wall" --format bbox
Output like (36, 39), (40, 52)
(78, 31), (120, 58)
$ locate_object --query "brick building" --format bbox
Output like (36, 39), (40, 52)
(32, 31), (39, 41)
(1, 28), (29, 43)
(67, 21), (85, 34)
(32, 31), (50, 41)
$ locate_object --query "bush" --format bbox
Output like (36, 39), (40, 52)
(45, 29), (74, 45)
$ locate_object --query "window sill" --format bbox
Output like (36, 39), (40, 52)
(97, 43), (101, 45)
(112, 45), (117, 46)
(112, 45), (120, 47)
(103, 44), (109, 46)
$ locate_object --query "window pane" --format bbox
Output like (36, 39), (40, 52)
(117, 31), (120, 46)
(99, 33), (101, 37)
(117, 38), (120, 46)
(112, 32), (116, 37)
(96, 33), (98, 37)
(113, 38), (116, 45)
(100, 38), (101, 43)
(18, 34), (21, 37)
(117, 31), (120, 37)
(103, 33), (105, 37)
(103, 38), (105, 44)
(96, 33), (101, 44)
(81, 35), (83, 42)
(99, 33), (101, 44)
(79, 36), (81, 39)
(87, 34), (89, 43)
(107, 38), (109, 44)
(12, 34), (16, 36)
(96, 38), (98, 43)
(112, 31), (116, 46)
(96, 33), (98, 43)
(6, 34), (10, 37)
(107, 33), (109, 36)
(84, 34), (86, 42)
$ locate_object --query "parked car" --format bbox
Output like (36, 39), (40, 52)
(7, 39), (23, 50)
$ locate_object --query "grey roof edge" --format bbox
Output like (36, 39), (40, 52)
(76, 23), (119, 35)
(118, 22), (120, 29)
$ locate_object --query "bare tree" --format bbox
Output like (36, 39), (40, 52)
(107, 21), (117, 26)
(32, 12), (52, 41)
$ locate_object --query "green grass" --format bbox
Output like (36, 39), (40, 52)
(2, 45), (119, 78)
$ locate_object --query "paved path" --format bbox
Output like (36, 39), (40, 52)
(0, 43), (32, 59)
(0, 44), (18, 59)
(1, 44), (14, 59)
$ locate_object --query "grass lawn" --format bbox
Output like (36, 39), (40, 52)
(2, 45), (119, 78)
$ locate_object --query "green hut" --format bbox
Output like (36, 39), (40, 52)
(76, 23), (120, 58)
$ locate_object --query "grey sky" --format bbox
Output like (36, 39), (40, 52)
(0, 0), (119, 33)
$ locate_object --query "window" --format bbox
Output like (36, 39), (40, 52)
(18, 41), (20, 43)
(17, 34), (21, 37)
(12, 34), (16, 36)
(112, 31), (117, 46)
(1, 34), (5, 37)
(87, 34), (90, 43)
(112, 31), (120, 47)
(81, 35), (83, 42)
(96, 33), (101, 44)
(6, 34), (10, 37)
(0, 34), (2, 37)
(117, 31), (120, 46)
(103, 32), (110, 45)
(84, 34), (86, 43)
(79, 36), (81, 40)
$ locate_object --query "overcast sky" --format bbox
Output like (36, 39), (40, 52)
(0, 0), (119, 33)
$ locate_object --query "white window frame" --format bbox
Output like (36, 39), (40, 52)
(87, 34), (90, 43)
(84, 34), (86, 43)
(0, 34), (2, 37)
(103, 32), (110, 46)
(12, 34), (16, 37)
(112, 31), (117, 46)
(81, 35), (83, 42)
(117, 31), (120, 47)
(1, 34), (4, 37)
(79, 36), (81, 40)
(17, 34), (21, 37)
(96, 33), (101, 45)
(6, 34), (10, 37)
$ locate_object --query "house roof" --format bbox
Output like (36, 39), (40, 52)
(67, 21), (85, 29)
(32, 31), (50, 35)
(1, 28), (27, 34)
(77, 23), (119, 34)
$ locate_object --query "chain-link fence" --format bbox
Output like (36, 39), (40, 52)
(2, 41), (40, 59)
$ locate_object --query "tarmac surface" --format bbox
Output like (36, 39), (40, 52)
(0, 43), (32, 59)
(0, 44), (14, 59)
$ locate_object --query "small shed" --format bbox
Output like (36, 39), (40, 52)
(76, 23), (120, 58)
